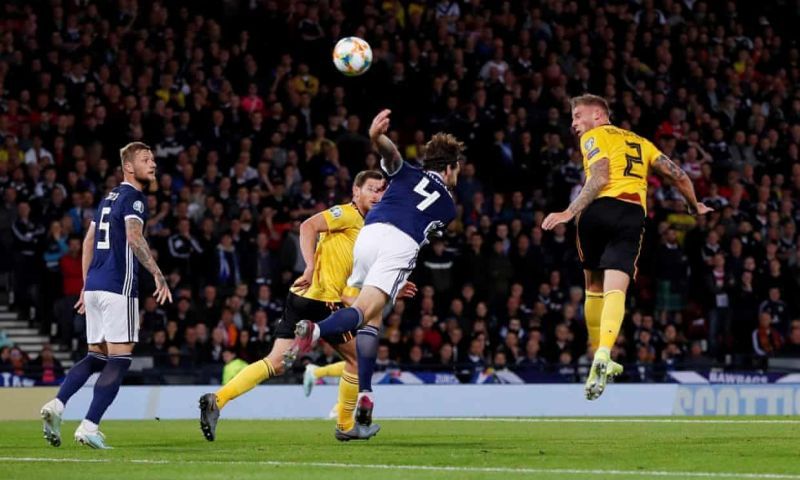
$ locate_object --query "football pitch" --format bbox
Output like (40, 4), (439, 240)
(0, 418), (798, 479)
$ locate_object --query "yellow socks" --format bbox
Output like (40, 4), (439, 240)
(584, 291), (604, 350)
(314, 361), (346, 379)
(336, 370), (359, 431)
(599, 290), (626, 349)
(216, 358), (275, 409)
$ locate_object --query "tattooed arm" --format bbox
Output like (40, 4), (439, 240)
(126, 218), (173, 304)
(369, 109), (402, 175)
(542, 158), (609, 230)
(651, 153), (712, 215)
(567, 158), (610, 216)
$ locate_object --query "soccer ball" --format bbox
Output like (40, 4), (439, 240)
(332, 37), (372, 76)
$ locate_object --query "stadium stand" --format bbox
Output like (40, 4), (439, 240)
(0, 0), (799, 385)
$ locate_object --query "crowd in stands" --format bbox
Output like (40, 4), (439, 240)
(1, 0), (800, 383)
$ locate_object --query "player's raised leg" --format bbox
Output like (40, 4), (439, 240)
(303, 360), (345, 397)
(199, 340), (286, 441)
(586, 269), (629, 400)
(287, 307), (363, 364)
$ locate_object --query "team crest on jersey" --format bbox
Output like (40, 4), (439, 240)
(584, 137), (595, 151)
(133, 200), (144, 213)
(330, 206), (343, 218)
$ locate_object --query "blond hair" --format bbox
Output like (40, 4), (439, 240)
(570, 94), (610, 116)
(119, 142), (152, 166)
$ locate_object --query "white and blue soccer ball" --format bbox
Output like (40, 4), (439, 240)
(332, 37), (372, 77)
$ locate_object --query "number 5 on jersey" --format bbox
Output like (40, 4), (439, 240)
(413, 178), (441, 211)
(96, 207), (112, 250)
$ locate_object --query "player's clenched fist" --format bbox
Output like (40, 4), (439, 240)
(369, 109), (391, 141)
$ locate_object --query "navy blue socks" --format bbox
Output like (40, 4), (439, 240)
(356, 325), (380, 392)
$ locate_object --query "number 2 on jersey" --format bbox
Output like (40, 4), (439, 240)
(413, 177), (441, 211)
(96, 207), (112, 250)
(624, 141), (644, 178)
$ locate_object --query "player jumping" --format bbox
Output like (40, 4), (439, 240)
(286, 109), (463, 439)
(198, 170), (414, 441)
(542, 94), (711, 400)
(40, 142), (172, 449)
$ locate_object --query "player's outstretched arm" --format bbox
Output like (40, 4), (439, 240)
(369, 109), (402, 174)
(126, 218), (173, 305)
(74, 222), (96, 314)
(292, 212), (329, 294)
(542, 158), (609, 230)
(652, 154), (713, 215)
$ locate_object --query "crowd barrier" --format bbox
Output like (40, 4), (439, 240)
(3, 383), (800, 420)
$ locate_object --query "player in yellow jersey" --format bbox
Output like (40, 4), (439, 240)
(198, 170), (409, 440)
(543, 94), (712, 400)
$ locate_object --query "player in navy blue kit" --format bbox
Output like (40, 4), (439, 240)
(40, 142), (172, 449)
(287, 109), (464, 440)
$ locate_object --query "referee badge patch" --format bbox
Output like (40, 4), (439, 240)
(330, 206), (343, 218)
(133, 200), (144, 213)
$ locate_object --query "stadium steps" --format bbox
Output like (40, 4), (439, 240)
(0, 313), (74, 368)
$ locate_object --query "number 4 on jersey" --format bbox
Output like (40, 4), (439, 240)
(413, 177), (441, 211)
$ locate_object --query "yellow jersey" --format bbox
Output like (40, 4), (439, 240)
(579, 124), (662, 211)
(291, 203), (363, 303)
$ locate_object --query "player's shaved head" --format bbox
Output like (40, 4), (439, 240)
(120, 141), (157, 188)
(120, 141), (152, 166)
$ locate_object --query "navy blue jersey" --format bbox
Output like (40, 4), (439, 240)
(366, 159), (456, 245)
(84, 182), (148, 297)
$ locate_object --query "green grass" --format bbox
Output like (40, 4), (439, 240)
(0, 418), (799, 479)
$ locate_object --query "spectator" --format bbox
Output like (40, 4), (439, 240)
(28, 345), (64, 385)
(220, 348), (248, 385)
(466, 337), (487, 375)
(517, 337), (546, 371)
(12, 201), (44, 321)
(752, 312), (784, 357)
(780, 327), (800, 357)
(217, 308), (239, 348)
(655, 228), (689, 317)
(706, 253), (736, 354)
(215, 232), (241, 296)
(7, 347), (29, 377)
(419, 238), (455, 298)
(759, 288), (789, 331)
(167, 218), (204, 279)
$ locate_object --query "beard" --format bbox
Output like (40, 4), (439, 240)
(134, 173), (154, 185)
